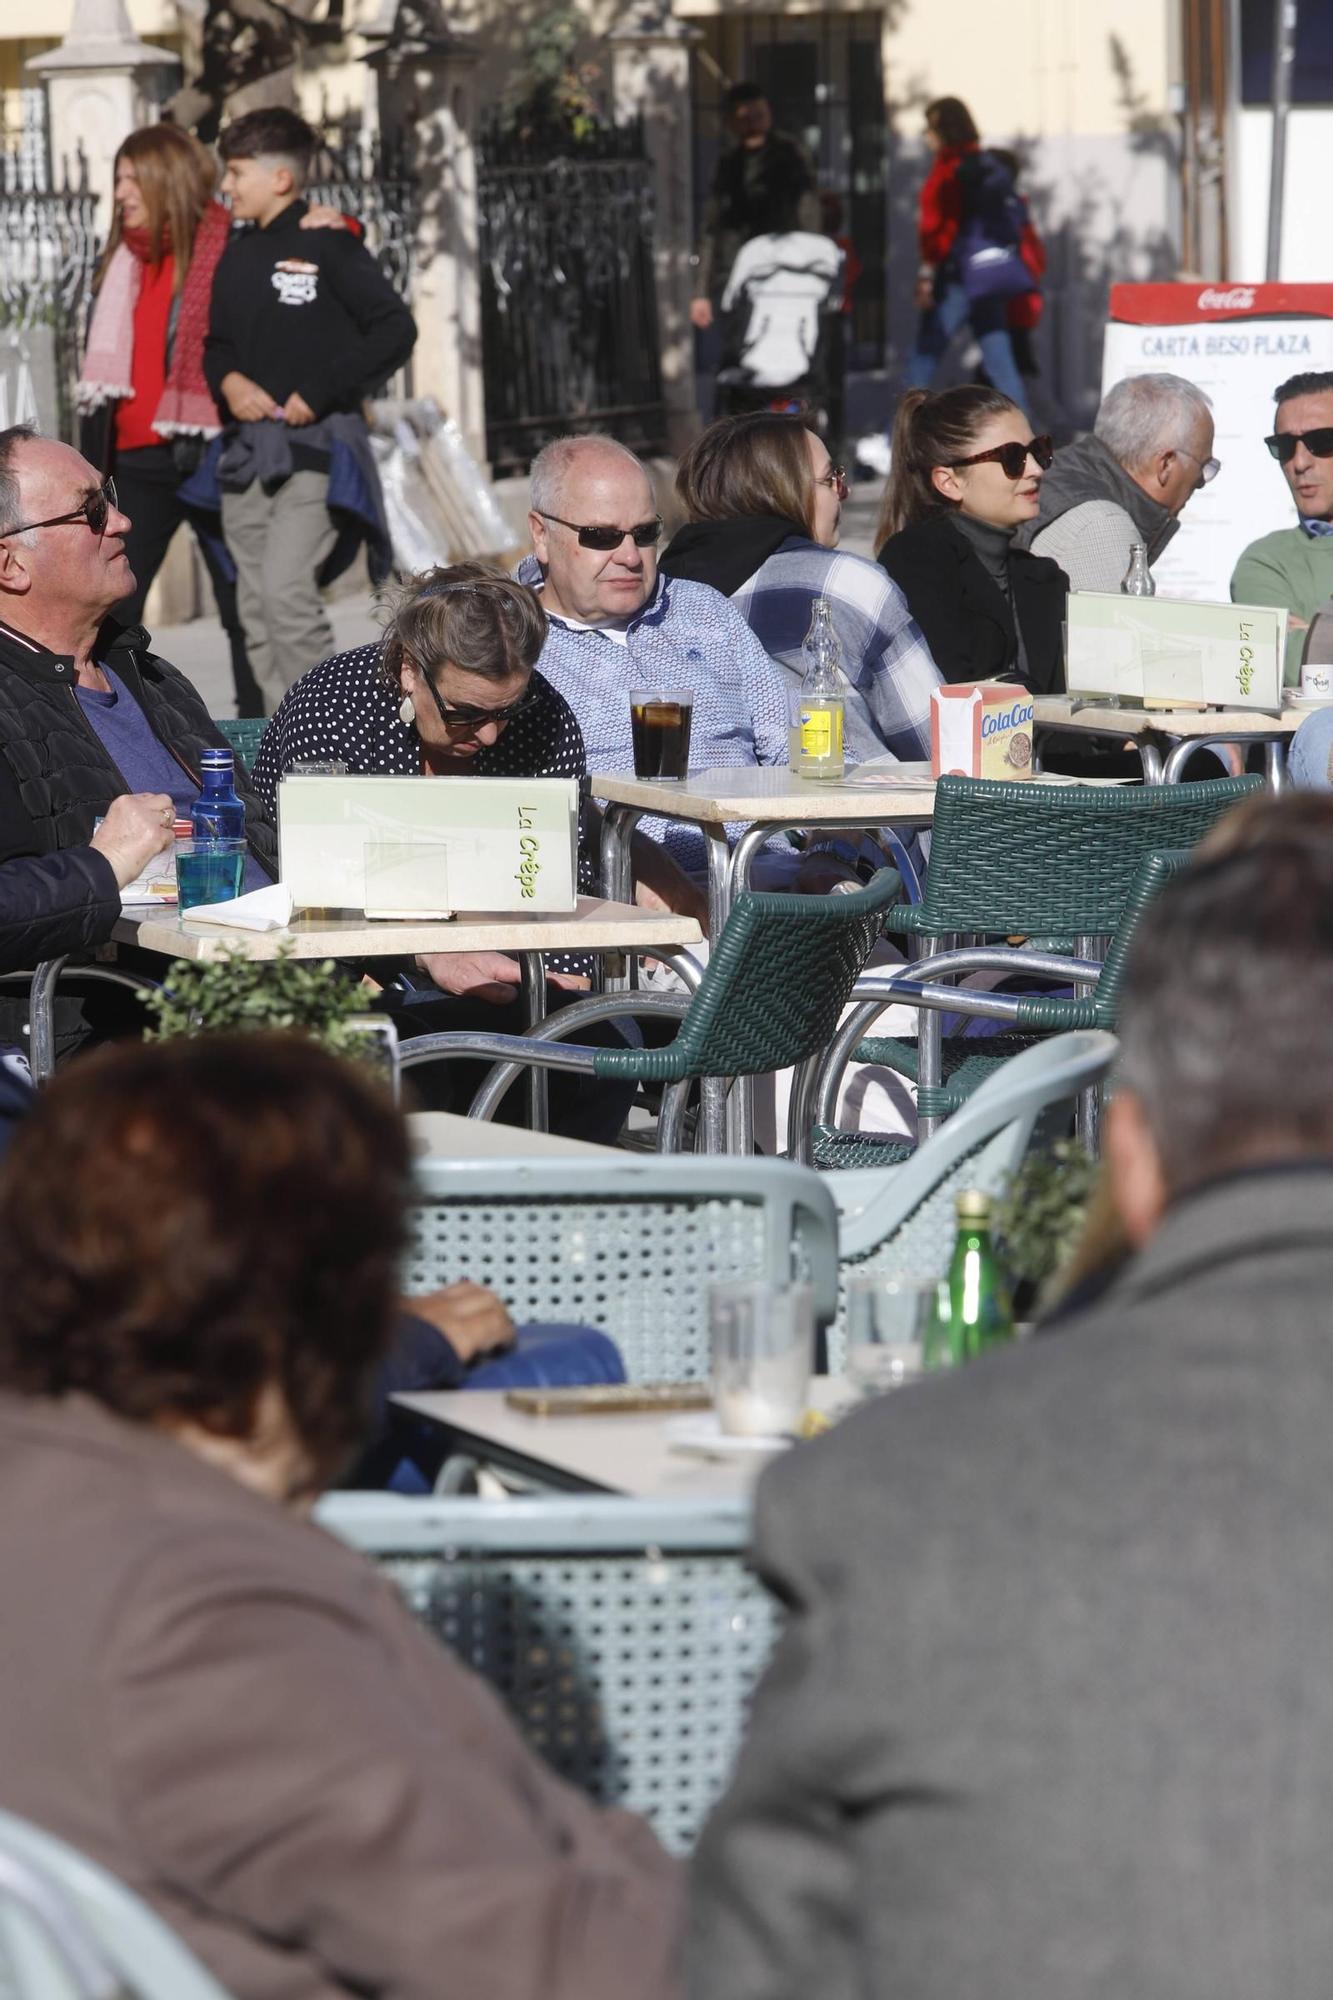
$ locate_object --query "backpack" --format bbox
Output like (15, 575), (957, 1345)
(953, 150), (1035, 305)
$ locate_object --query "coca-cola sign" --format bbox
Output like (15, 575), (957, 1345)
(1197, 286), (1257, 311)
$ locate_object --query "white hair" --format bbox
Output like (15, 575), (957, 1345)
(1094, 374), (1213, 472)
(0, 423), (39, 547)
(529, 433), (649, 518)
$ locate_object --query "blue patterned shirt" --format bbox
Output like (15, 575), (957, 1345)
(516, 558), (791, 869)
(732, 537), (941, 763)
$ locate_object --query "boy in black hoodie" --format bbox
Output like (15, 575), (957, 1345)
(204, 108), (415, 711)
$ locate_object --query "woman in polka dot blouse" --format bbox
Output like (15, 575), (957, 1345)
(251, 562), (633, 1137)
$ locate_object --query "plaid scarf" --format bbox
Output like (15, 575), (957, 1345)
(77, 199), (231, 437)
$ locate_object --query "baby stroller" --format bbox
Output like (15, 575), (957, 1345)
(715, 230), (844, 431)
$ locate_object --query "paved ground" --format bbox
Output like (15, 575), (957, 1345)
(156, 476), (888, 717)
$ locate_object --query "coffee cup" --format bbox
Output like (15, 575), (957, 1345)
(1301, 663), (1333, 699)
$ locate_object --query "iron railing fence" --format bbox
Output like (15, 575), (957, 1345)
(479, 121), (665, 476)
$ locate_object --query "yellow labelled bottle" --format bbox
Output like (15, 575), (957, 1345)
(795, 596), (846, 781)
(922, 1189), (1015, 1369)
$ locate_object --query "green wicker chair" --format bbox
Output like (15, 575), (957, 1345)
(212, 716), (268, 774)
(841, 773), (1260, 1139)
(397, 868), (903, 1154)
(796, 848), (1190, 1169)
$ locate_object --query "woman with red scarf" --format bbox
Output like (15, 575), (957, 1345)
(77, 125), (346, 717)
(902, 96), (1030, 414)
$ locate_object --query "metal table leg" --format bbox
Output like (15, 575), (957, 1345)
(1138, 740), (1166, 784)
(519, 952), (549, 1133)
(28, 957), (68, 1084)
(598, 804), (643, 993)
(1264, 738), (1288, 793)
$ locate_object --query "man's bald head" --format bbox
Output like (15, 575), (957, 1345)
(0, 425), (136, 652)
(528, 434), (660, 627)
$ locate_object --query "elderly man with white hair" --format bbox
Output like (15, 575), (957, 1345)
(1014, 372), (1217, 591)
(519, 433), (800, 881)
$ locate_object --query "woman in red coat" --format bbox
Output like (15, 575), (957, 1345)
(902, 96), (1030, 413)
(77, 124), (347, 716)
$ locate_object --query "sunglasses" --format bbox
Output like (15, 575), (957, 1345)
(3, 476), (117, 540)
(417, 668), (538, 732)
(949, 437), (1056, 480)
(1265, 429), (1333, 466)
(817, 464), (848, 497)
(538, 510), (662, 552)
(1173, 444), (1221, 484)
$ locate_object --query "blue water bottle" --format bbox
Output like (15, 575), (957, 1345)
(190, 749), (246, 843)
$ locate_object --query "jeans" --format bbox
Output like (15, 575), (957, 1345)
(905, 281), (1030, 413)
(1288, 707), (1333, 789)
(114, 444), (265, 718)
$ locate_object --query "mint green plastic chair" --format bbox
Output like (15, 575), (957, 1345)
(212, 717), (267, 774)
(318, 1493), (776, 1855)
(398, 868), (903, 1152)
(0, 1808), (234, 1999)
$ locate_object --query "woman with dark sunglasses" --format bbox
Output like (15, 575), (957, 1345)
(250, 565), (635, 1139)
(875, 384), (1069, 693)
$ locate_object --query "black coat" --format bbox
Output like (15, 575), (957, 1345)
(0, 616), (276, 1054)
(876, 514), (1069, 694)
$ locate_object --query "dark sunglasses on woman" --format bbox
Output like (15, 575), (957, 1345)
(419, 673), (539, 731)
(949, 436), (1056, 480)
(1265, 429), (1333, 466)
(3, 476), (117, 541)
(537, 511), (662, 552)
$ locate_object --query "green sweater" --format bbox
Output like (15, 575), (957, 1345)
(1231, 525), (1333, 685)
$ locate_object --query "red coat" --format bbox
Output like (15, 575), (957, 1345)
(917, 145), (975, 265)
(1007, 214), (1046, 331)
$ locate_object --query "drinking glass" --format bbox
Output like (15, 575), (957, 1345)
(843, 1275), (933, 1396)
(709, 1280), (814, 1437)
(630, 688), (693, 779)
(176, 839), (246, 914)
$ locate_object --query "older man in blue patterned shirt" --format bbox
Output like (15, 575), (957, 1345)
(519, 434), (798, 878)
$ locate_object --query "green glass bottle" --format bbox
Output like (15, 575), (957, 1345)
(922, 1190), (1015, 1369)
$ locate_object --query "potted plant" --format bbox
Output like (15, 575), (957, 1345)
(141, 943), (397, 1080)
(994, 1140), (1100, 1317)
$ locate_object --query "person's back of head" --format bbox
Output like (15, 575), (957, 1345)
(877, 384), (1021, 543)
(1109, 811), (1333, 1246)
(675, 412), (818, 537)
(0, 1032), (411, 1500)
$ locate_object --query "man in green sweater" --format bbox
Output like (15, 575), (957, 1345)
(1231, 370), (1333, 686)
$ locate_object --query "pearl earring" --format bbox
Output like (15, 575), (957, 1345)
(399, 692), (415, 727)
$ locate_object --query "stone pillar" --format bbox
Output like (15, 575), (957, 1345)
(366, 4), (485, 462)
(609, 1), (702, 454)
(29, 0), (180, 231)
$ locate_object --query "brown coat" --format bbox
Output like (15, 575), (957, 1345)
(0, 1390), (682, 2000)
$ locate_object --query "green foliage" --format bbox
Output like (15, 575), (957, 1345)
(501, 4), (606, 148)
(140, 943), (374, 1062)
(994, 1141), (1099, 1291)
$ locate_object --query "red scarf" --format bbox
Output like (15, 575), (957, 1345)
(78, 200), (232, 440)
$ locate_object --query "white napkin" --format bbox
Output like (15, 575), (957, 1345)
(182, 883), (294, 931)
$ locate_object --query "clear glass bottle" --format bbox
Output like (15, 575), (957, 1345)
(795, 597), (846, 782)
(190, 749), (246, 845)
(1120, 542), (1155, 597)
(921, 1190), (1015, 1369)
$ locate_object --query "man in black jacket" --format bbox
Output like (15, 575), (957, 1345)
(0, 422), (275, 1057)
(205, 106), (416, 713)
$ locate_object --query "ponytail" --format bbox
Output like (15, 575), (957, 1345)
(875, 384), (1022, 545)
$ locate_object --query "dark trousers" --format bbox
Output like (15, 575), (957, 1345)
(389, 982), (636, 1146)
(114, 445), (266, 718)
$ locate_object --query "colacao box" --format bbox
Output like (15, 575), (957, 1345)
(1065, 592), (1286, 710)
(931, 683), (1035, 779)
(277, 775), (579, 916)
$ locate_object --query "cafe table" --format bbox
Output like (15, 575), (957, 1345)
(25, 896), (704, 1088)
(390, 1376), (857, 1502)
(1032, 693), (1305, 788)
(593, 762), (940, 945)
